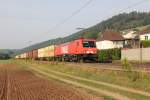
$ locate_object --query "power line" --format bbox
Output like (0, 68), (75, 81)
(46, 0), (94, 33)
(99, 0), (150, 22)
(95, 0), (150, 31)
(47, 0), (149, 34)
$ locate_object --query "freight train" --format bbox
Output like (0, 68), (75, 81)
(15, 38), (98, 62)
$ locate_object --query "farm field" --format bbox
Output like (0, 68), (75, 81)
(0, 60), (96, 100)
(1, 60), (150, 100)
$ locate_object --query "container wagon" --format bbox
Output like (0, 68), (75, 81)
(27, 51), (33, 59)
(32, 49), (38, 60)
(38, 45), (55, 61)
(21, 53), (27, 59)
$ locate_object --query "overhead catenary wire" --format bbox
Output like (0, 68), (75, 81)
(47, 0), (149, 34)
(46, 0), (94, 33)
(101, 0), (150, 21)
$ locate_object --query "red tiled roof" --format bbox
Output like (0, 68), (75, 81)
(98, 29), (124, 41)
(140, 26), (150, 35)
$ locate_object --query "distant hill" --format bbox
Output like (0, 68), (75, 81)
(14, 11), (150, 56)
(0, 49), (18, 59)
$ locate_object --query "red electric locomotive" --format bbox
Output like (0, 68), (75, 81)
(55, 38), (98, 62)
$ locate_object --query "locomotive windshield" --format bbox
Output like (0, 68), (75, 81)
(83, 41), (96, 48)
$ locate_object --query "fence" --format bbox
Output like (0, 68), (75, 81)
(121, 47), (150, 62)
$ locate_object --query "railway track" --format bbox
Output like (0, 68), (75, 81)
(32, 60), (150, 73)
(65, 62), (150, 73)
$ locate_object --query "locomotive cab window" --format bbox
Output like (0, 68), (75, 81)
(83, 41), (96, 48)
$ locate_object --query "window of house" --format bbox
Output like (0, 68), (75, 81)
(145, 36), (148, 40)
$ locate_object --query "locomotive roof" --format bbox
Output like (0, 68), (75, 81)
(58, 38), (96, 46)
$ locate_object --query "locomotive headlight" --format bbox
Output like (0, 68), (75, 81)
(86, 51), (94, 54)
(86, 51), (90, 53)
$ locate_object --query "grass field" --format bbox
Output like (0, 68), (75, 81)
(11, 60), (150, 100)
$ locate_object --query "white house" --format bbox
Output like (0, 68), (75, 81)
(122, 30), (139, 48)
(140, 33), (150, 40)
(140, 26), (150, 41)
(96, 40), (114, 50)
(96, 30), (124, 50)
(123, 30), (137, 39)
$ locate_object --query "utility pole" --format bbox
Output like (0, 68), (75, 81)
(29, 41), (32, 46)
(139, 32), (142, 66)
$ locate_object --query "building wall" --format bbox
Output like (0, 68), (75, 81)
(96, 40), (123, 50)
(113, 41), (124, 48)
(96, 40), (114, 50)
(140, 33), (150, 40)
(122, 47), (150, 61)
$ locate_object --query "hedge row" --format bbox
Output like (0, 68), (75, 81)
(141, 40), (150, 48)
(98, 48), (121, 62)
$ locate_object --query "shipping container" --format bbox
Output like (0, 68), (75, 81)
(38, 45), (55, 59)
(27, 51), (33, 59)
(38, 48), (44, 58)
(15, 55), (19, 59)
(32, 49), (38, 60)
(23, 53), (27, 59)
(20, 53), (27, 59)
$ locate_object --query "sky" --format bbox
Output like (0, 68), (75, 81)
(0, 0), (150, 49)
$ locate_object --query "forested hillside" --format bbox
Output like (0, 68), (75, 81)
(14, 11), (150, 55)
(0, 49), (18, 59)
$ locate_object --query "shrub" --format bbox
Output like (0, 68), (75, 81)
(98, 50), (111, 63)
(98, 48), (121, 63)
(122, 58), (141, 82)
(141, 40), (150, 47)
(109, 48), (121, 60)
(122, 58), (131, 71)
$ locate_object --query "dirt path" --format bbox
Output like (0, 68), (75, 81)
(0, 64), (93, 100)
(30, 66), (131, 100)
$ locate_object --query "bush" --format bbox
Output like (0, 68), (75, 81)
(98, 48), (121, 62)
(141, 40), (150, 47)
(98, 50), (111, 63)
(122, 58), (131, 71)
(108, 48), (121, 60)
(122, 58), (141, 82)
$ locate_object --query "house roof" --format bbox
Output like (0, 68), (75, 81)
(140, 26), (150, 35)
(97, 29), (124, 41)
